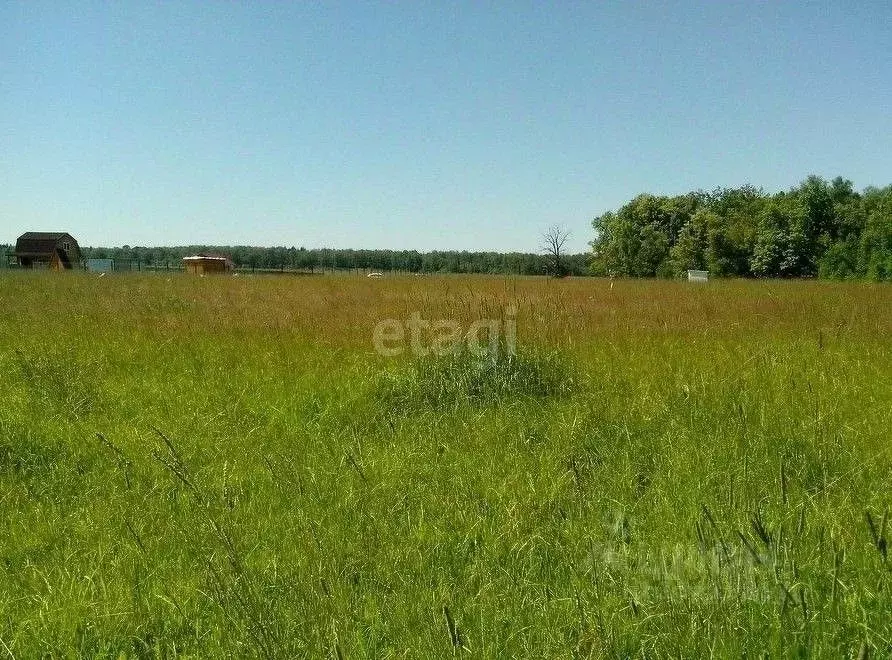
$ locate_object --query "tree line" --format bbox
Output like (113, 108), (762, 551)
(590, 176), (892, 281)
(4, 175), (889, 280)
(1, 243), (590, 276)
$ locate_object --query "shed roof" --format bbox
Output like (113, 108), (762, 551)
(183, 254), (230, 262)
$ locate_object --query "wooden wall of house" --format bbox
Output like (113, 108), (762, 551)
(185, 260), (229, 275)
(202, 260), (228, 274)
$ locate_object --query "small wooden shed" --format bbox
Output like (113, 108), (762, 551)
(183, 254), (233, 275)
(14, 232), (81, 270)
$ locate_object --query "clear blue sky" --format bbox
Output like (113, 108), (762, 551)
(2, 2), (890, 252)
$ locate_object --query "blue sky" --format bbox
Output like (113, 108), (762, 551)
(2, 2), (890, 252)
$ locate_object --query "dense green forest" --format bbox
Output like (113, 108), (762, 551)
(591, 176), (892, 280)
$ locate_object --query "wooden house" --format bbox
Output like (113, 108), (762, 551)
(14, 232), (81, 270)
(183, 254), (233, 275)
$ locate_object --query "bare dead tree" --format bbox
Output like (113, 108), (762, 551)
(541, 225), (570, 277)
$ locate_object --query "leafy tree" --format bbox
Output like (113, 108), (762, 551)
(592, 193), (701, 276)
(858, 186), (892, 281)
(796, 175), (836, 244)
(751, 198), (810, 277)
(819, 239), (859, 279)
(669, 210), (713, 275)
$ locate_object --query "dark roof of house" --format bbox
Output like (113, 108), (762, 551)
(19, 232), (71, 241)
(14, 232), (78, 256)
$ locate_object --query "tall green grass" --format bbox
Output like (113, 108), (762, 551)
(0, 272), (889, 657)
(377, 346), (577, 412)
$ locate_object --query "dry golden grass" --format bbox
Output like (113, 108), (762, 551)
(3, 272), (889, 347)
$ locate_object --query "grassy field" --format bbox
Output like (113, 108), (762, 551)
(0, 272), (890, 658)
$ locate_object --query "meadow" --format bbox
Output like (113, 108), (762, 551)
(0, 271), (890, 658)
